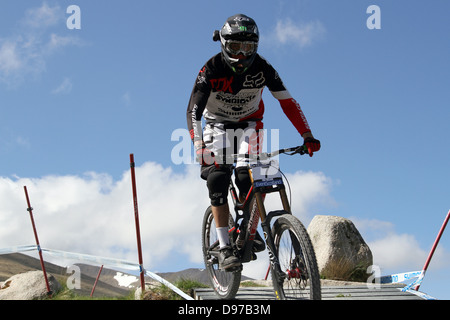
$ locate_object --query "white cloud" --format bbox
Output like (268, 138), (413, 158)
(0, 163), (209, 269)
(353, 217), (450, 274)
(22, 2), (62, 29)
(265, 18), (326, 50)
(0, 128), (31, 152)
(0, 41), (22, 74)
(0, 163), (335, 273)
(46, 33), (84, 52)
(14, 136), (30, 149)
(0, 2), (83, 87)
(288, 171), (335, 215)
(2, 159), (447, 279)
(369, 233), (427, 270)
(122, 91), (132, 108)
(52, 77), (72, 94)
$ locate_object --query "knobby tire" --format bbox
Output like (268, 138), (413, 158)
(202, 206), (241, 299)
(271, 214), (321, 300)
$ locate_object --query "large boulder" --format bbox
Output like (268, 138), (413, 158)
(0, 271), (61, 300)
(307, 215), (373, 282)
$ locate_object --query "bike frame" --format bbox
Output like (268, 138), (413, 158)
(203, 146), (320, 300)
(226, 147), (305, 281)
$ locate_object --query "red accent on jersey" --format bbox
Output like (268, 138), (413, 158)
(279, 98), (311, 136)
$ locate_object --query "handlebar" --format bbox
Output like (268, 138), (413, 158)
(210, 145), (308, 167)
(264, 145), (308, 158)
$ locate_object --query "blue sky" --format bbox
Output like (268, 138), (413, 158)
(1, 1), (449, 299)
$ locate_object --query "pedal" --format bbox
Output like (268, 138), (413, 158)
(223, 264), (243, 273)
(207, 256), (218, 266)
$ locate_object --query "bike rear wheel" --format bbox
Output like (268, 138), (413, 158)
(201, 206), (241, 299)
(271, 214), (321, 300)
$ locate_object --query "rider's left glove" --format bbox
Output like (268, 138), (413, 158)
(304, 137), (321, 157)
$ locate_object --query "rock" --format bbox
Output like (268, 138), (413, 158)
(134, 281), (162, 300)
(307, 215), (373, 281)
(0, 271), (61, 300)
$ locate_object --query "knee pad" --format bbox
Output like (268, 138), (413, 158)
(206, 167), (231, 206)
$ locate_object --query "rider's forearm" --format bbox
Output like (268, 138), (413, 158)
(278, 98), (311, 136)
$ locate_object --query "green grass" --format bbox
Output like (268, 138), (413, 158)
(48, 284), (135, 300)
(141, 278), (209, 300)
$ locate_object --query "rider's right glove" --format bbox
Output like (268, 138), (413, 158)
(304, 137), (321, 157)
(196, 146), (216, 166)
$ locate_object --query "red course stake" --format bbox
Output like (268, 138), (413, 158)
(23, 186), (52, 297)
(130, 154), (146, 293)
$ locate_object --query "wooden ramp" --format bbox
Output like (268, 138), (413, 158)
(193, 284), (429, 300)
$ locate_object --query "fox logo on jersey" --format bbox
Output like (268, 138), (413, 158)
(243, 72), (265, 88)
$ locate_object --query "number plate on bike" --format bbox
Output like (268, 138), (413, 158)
(251, 160), (283, 189)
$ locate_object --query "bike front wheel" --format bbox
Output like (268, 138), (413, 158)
(201, 206), (241, 300)
(271, 214), (321, 300)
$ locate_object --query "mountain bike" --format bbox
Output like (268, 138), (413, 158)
(201, 145), (321, 300)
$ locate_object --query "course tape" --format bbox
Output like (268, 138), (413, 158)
(378, 270), (423, 284)
(377, 270), (436, 300)
(0, 245), (193, 300)
(403, 287), (436, 300)
(41, 248), (140, 272)
(0, 244), (38, 255)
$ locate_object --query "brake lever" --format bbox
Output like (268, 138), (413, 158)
(285, 146), (308, 156)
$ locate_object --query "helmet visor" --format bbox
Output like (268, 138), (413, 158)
(224, 40), (257, 56)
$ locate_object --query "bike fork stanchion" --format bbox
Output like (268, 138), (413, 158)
(261, 217), (285, 300)
(130, 154), (146, 293)
(23, 186), (52, 297)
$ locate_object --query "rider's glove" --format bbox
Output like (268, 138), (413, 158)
(304, 137), (321, 157)
(196, 146), (216, 166)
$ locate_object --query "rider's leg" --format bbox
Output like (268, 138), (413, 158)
(207, 168), (232, 248)
(234, 166), (266, 253)
(212, 202), (240, 269)
(212, 203), (230, 248)
(206, 166), (240, 269)
(234, 166), (252, 202)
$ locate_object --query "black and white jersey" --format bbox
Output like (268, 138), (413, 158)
(187, 53), (310, 143)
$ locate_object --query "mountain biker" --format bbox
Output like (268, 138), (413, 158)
(186, 14), (321, 270)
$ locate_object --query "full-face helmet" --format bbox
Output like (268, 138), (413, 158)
(213, 14), (259, 74)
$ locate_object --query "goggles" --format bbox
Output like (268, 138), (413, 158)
(224, 40), (257, 56)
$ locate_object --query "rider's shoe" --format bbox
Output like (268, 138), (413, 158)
(252, 231), (266, 253)
(219, 246), (241, 270)
(251, 252), (257, 261)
